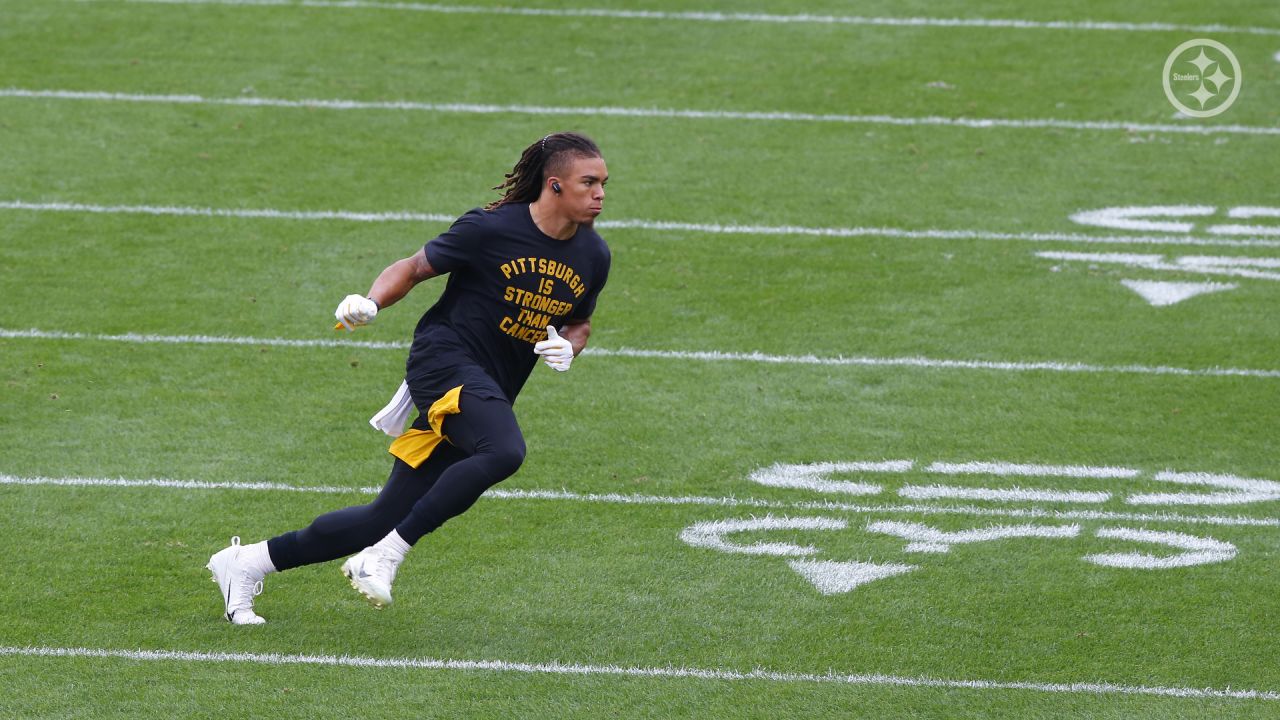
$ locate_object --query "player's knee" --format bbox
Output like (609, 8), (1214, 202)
(486, 436), (526, 479)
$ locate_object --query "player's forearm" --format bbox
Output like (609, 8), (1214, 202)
(559, 320), (591, 356)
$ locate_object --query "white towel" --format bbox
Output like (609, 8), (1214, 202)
(369, 380), (414, 437)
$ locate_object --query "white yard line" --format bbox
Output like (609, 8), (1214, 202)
(4, 88), (1280, 138)
(6, 327), (1280, 379)
(0, 200), (455, 223)
(91, 0), (1280, 37)
(6, 199), (1280, 249)
(5, 327), (1280, 379)
(2, 473), (1277, 528)
(2, 645), (1276, 700)
(0, 327), (411, 350)
(0, 474), (386, 495)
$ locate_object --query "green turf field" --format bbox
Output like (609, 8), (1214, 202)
(2, 0), (1279, 717)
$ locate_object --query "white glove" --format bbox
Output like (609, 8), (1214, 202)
(533, 326), (574, 372)
(335, 294), (378, 331)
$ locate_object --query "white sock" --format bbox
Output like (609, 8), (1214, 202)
(373, 529), (411, 562)
(240, 541), (277, 577)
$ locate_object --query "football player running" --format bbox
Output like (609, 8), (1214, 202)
(208, 132), (611, 624)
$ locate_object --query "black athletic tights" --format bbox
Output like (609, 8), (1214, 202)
(266, 394), (525, 572)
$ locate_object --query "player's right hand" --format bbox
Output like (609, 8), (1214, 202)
(335, 294), (378, 331)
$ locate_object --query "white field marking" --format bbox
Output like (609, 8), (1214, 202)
(1179, 255), (1280, 269)
(1223, 206), (1280, 217)
(585, 348), (1280, 379)
(923, 461), (1141, 479)
(867, 520), (1081, 553)
(6, 199), (1280, 250)
(1043, 252), (1166, 265)
(1150, 255), (1280, 279)
(1229, 207), (1280, 219)
(4, 646), (1278, 702)
(1130, 471), (1280, 506)
(1085, 527), (1237, 569)
(1212, 206), (1280, 237)
(10, 326), (1280, 380)
(0, 474), (383, 495)
(747, 461), (912, 496)
(678, 516), (847, 557)
(0, 200), (454, 223)
(751, 460), (1280, 509)
(1119, 280), (1238, 307)
(787, 559), (918, 595)
(7, 88), (1280, 138)
(4, 473), (1278, 528)
(899, 486), (1111, 504)
(1070, 205), (1280, 237)
(0, 327), (410, 350)
(1070, 206), (1215, 234)
(93, 0), (1280, 37)
(1036, 251), (1280, 282)
(601, 216), (1280, 248)
(1212, 225), (1280, 237)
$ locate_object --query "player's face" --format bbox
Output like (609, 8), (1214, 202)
(560, 156), (608, 225)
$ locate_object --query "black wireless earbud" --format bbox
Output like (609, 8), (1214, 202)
(552, 181), (562, 194)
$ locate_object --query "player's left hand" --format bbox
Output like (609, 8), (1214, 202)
(533, 326), (574, 372)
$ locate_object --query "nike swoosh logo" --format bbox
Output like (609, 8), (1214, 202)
(358, 570), (372, 579)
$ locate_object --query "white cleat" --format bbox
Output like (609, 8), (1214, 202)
(341, 547), (399, 609)
(207, 536), (267, 625)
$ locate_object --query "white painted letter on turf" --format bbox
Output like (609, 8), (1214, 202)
(1084, 527), (1237, 569)
(747, 461), (911, 496)
(1210, 206), (1280, 236)
(1037, 249), (1280, 306)
(898, 485), (1111, 503)
(1069, 206), (1215, 234)
(1069, 205), (1280, 236)
(867, 520), (1081, 553)
(1127, 471), (1280, 506)
(679, 516), (847, 556)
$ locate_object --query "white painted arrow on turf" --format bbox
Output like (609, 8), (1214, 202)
(1120, 279), (1239, 307)
(787, 559), (918, 594)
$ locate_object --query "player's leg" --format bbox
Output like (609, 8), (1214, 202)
(343, 393), (525, 607)
(207, 448), (462, 624)
(397, 393), (526, 541)
(267, 448), (464, 569)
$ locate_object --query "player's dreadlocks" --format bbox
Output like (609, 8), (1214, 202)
(486, 132), (602, 210)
